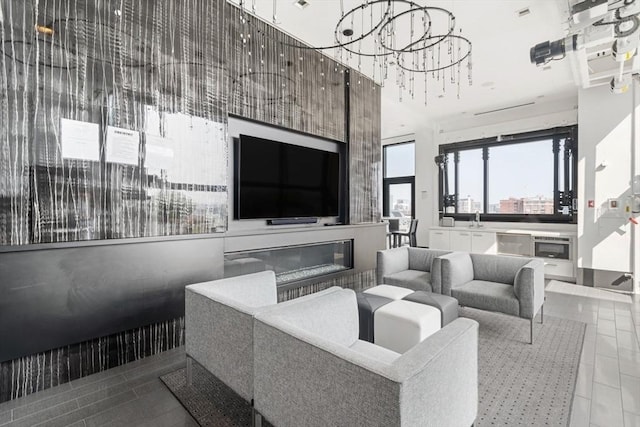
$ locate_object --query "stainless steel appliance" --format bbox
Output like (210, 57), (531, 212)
(532, 236), (571, 260)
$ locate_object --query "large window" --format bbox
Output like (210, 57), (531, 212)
(438, 127), (577, 223)
(383, 142), (415, 218)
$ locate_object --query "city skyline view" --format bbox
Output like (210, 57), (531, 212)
(386, 139), (560, 216)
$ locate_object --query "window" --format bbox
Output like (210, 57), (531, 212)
(383, 142), (415, 218)
(438, 126), (577, 223)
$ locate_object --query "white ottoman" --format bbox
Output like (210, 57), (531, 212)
(374, 300), (441, 353)
(364, 285), (413, 300)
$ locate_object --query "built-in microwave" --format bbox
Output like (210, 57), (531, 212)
(532, 236), (571, 260)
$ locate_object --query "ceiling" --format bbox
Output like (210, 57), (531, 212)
(228, 1), (579, 138)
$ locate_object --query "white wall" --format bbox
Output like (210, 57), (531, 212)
(577, 84), (636, 278)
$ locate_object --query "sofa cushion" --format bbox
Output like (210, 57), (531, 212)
(384, 270), (432, 292)
(408, 248), (450, 272)
(469, 254), (531, 285)
(349, 339), (400, 364)
(451, 280), (520, 317)
(269, 289), (360, 347)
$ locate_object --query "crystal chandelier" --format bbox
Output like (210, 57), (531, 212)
(235, 0), (473, 103)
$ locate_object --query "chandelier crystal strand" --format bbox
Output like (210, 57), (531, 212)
(232, 0), (471, 102)
(272, 0), (277, 25)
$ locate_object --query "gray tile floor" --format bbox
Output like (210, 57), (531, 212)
(545, 281), (640, 427)
(0, 281), (638, 427)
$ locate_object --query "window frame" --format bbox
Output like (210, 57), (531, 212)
(383, 141), (415, 218)
(438, 126), (577, 224)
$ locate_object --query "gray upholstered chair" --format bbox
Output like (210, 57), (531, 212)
(253, 288), (479, 427)
(439, 252), (545, 344)
(185, 270), (341, 403)
(376, 246), (451, 292)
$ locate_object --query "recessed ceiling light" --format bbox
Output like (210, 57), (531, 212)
(293, 0), (310, 9)
(517, 7), (530, 17)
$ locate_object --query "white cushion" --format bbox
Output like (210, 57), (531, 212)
(364, 284), (414, 300)
(374, 300), (441, 353)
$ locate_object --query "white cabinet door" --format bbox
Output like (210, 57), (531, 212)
(429, 230), (450, 250)
(450, 230), (472, 252)
(471, 232), (497, 254)
(543, 259), (574, 278)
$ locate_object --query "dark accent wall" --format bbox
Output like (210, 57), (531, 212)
(349, 70), (382, 224)
(0, 0), (383, 404)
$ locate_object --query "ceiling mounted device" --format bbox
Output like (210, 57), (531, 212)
(530, 0), (640, 94)
(233, 0), (473, 103)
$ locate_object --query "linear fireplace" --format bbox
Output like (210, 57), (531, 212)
(224, 240), (353, 288)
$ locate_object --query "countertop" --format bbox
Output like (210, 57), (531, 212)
(429, 226), (577, 238)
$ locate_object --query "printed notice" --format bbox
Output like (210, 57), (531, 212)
(60, 119), (100, 161)
(106, 126), (140, 166)
(145, 134), (174, 170)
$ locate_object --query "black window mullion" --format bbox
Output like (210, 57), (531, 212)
(482, 147), (489, 214)
(454, 151), (460, 214)
(553, 137), (560, 214)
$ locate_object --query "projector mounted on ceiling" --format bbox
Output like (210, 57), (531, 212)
(530, 0), (640, 94)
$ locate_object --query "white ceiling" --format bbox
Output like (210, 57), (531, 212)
(228, 0), (578, 138)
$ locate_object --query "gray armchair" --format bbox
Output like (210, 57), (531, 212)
(253, 288), (479, 427)
(377, 247), (450, 292)
(185, 270), (341, 402)
(439, 252), (545, 343)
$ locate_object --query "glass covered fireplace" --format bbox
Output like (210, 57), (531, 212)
(224, 240), (353, 287)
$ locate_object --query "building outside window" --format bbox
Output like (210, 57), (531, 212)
(383, 142), (415, 218)
(438, 126), (577, 223)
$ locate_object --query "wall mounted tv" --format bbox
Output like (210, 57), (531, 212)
(234, 134), (340, 220)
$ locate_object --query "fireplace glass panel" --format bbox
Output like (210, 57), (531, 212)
(224, 240), (353, 286)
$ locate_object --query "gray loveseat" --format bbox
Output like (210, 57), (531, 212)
(185, 270), (341, 403)
(376, 247), (451, 292)
(439, 252), (545, 343)
(254, 287), (478, 427)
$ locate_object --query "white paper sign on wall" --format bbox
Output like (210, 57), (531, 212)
(60, 118), (100, 161)
(106, 126), (140, 166)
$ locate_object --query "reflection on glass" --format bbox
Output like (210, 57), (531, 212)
(224, 240), (353, 286)
(457, 149), (484, 214)
(384, 143), (415, 178)
(388, 183), (412, 218)
(488, 140), (553, 214)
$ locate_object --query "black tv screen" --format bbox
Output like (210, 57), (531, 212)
(234, 134), (340, 220)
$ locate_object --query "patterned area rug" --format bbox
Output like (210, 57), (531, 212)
(461, 308), (585, 426)
(161, 310), (585, 427)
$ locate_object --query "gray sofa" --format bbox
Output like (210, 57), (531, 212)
(376, 247), (450, 292)
(439, 252), (545, 343)
(185, 270), (341, 402)
(254, 287), (479, 427)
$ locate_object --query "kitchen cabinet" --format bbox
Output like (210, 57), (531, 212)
(429, 228), (496, 254)
(428, 229), (450, 250)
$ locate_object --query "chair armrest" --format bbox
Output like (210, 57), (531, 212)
(439, 252), (474, 296)
(185, 287), (257, 401)
(391, 318), (478, 427)
(376, 247), (409, 285)
(513, 259), (545, 319)
(254, 315), (478, 427)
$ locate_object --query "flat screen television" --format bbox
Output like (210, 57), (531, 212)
(234, 134), (340, 220)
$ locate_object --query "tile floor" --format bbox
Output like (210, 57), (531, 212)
(545, 281), (640, 427)
(0, 281), (638, 426)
